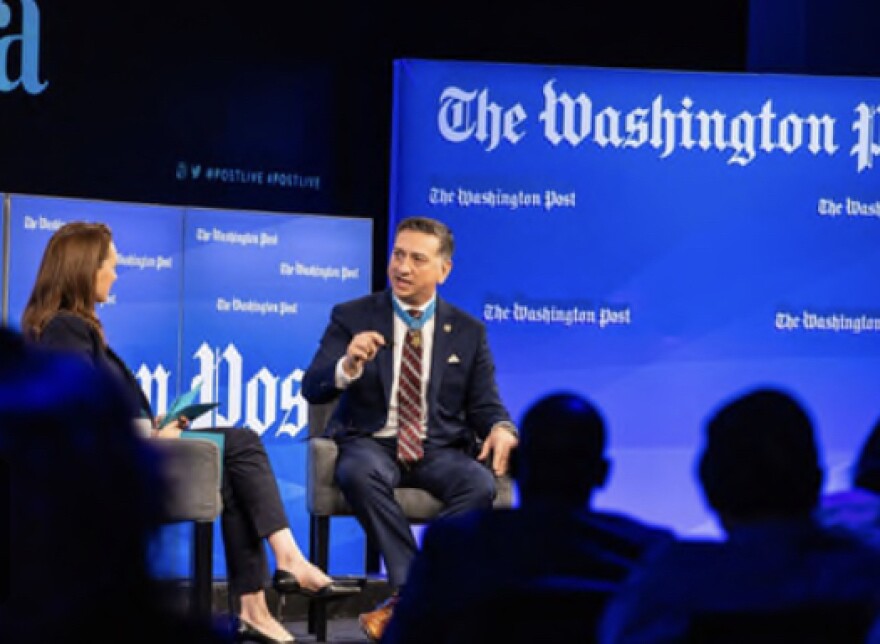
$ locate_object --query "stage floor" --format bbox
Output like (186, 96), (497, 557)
(283, 617), (369, 643)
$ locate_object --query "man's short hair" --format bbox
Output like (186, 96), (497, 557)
(396, 216), (454, 259)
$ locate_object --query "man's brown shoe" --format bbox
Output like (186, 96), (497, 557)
(358, 593), (399, 642)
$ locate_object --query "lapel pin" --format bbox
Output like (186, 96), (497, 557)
(444, 324), (452, 333)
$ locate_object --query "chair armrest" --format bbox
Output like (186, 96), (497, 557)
(153, 438), (222, 523)
(308, 436), (339, 486)
(307, 437), (348, 516)
(493, 473), (515, 509)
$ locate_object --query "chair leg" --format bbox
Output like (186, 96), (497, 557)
(193, 520), (213, 623)
(310, 514), (330, 570)
(227, 580), (238, 635)
(365, 534), (381, 575)
(309, 515), (330, 642)
(275, 591), (286, 622)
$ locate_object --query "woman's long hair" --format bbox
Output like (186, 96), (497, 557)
(21, 221), (113, 344)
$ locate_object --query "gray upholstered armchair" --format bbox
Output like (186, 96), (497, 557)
(305, 399), (515, 641)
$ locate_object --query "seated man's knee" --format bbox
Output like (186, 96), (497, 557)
(477, 474), (497, 505)
(459, 464), (496, 506)
(335, 456), (387, 495)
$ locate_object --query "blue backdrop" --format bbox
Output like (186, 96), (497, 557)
(3, 193), (372, 577)
(390, 59), (880, 537)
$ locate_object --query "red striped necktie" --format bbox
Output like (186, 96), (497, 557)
(397, 309), (424, 463)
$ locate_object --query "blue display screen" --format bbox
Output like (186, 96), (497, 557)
(390, 59), (880, 536)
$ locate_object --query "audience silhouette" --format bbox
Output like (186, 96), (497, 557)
(0, 326), (231, 643)
(819, 415), (880, 550)
(599, 387), (880, 644)
(382, 391), (674, 644)
(10, 331), (879, 644)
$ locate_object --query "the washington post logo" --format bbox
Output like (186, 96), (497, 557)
(136, 342), (309, 439)
(0, 0), (47, 94)
(437, 80), (880, 173)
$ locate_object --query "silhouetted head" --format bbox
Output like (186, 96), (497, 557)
(516, 392), (609, 507)
(853, 416), (880, 493)
(0, 327), (166, 638)
(698, 387), (822, 528)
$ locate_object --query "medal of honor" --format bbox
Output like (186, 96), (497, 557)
(409, 331), (422, 348)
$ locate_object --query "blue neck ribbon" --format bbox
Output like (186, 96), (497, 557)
(393, 296), (436, 330)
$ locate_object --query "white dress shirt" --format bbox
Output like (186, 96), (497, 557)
(335, 295), (435, 439)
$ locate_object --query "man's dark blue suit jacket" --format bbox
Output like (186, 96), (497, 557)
(302, 290), (512, 449)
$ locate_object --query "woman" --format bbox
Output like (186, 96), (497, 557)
(21, 222), (358, 644)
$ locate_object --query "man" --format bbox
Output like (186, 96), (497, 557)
(599, 388), (880, 643)
(381, 392), (674, 644)
(302, 216), (518, 641)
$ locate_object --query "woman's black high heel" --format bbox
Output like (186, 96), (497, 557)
(272, 569), (361, 600)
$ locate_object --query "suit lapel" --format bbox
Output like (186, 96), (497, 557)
(374, 291), (395, 405)
(429, 297), (455, 402)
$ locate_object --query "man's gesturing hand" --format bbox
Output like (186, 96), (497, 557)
(343, 331), (387, 376)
